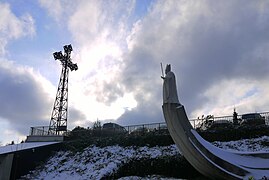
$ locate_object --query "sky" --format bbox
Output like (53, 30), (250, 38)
(0, 0), (269, 145)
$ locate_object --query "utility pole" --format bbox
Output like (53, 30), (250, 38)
(48, 44), (78, 135)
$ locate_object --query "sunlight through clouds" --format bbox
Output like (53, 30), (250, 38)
(62, 0), (139, 124)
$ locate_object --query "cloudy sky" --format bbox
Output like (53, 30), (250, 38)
(0, 0), (269, 145)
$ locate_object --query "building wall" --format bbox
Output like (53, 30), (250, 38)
(26, 135), (64, 142)
(10, 143), (61, 179)
(0, 153), (14, 180)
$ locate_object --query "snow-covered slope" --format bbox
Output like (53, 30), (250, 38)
(213, 136), (269, 152)
(23, 136), (269, 179)
(23, 145), (180, 179)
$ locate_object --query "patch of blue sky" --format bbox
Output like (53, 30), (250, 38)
(134, 0), (155, 20)
(1, 0), (37, 17)
(230, 88), (259, 107)
(123, 0), (155, 29)
(241, 87), (259, 100)
(3, 1), (72, 84)
(5, 1), (71, 63)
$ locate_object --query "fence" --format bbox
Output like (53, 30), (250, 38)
(192, 111), (269, 128)
(29, 111), (269, 136)
(29, 126), (49, 136)
(30, 126), (72, 136)
(122, 111), (269, 133)
(123, 122), (167, 134)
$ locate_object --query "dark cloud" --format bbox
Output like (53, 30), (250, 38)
(0, 64), (49, 133)
(68, 107), (87, 128)
(117, 103), (163, 126)
(0, 61), (86, 135)
(95, 80), (124, 106)
(115, 1), (269, 124)
(114, 48), (164, 125)
(170, 1), (269, 112)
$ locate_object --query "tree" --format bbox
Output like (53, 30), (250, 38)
(233, 108), (238, 125)
(93, 120), (102, 130)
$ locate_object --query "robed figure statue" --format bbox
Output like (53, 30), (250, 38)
(161, 64), (181, 105)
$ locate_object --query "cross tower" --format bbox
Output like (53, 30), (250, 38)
(48, 44), (78, 135)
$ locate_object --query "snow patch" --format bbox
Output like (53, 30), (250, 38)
(23, 145), (180, 179)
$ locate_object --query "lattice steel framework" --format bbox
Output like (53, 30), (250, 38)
(48, 44), (78, 135)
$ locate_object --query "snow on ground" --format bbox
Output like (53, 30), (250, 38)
(23, 145), (180, 180)
(23, 136), (269, 180)
(212, 136), (269, 152)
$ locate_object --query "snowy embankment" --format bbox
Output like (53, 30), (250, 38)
(23, 136), (269, 179)
(23, 145), (180, 179)
(213, 136), (269, 152)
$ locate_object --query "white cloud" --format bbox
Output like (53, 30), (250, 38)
(38, 0), (65, 22)
(61, 1), (138, 124)
(0, 2), (35, 56)
(191, 79), (269, 118)
(68, 1), (103, 44)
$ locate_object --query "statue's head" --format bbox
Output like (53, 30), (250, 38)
(165, 64), (171, 74)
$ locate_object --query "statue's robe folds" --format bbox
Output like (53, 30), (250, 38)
(163, 71), (180, 104)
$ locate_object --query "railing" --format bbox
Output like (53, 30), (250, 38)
(29, 126), (70, 136)
(123, 122), (167, 134)
(29, 111), (269, 136)
(122, 111), (269, 132)
(191, 111), (269, 128)
(29, 126), (50, 136)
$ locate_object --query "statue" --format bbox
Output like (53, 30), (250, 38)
(161, 64), (181, 105)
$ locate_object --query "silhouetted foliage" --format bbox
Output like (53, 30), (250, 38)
(92, 120), (101, 130)
(198, 125), (269, 142)
(105, 155), (205, 179)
